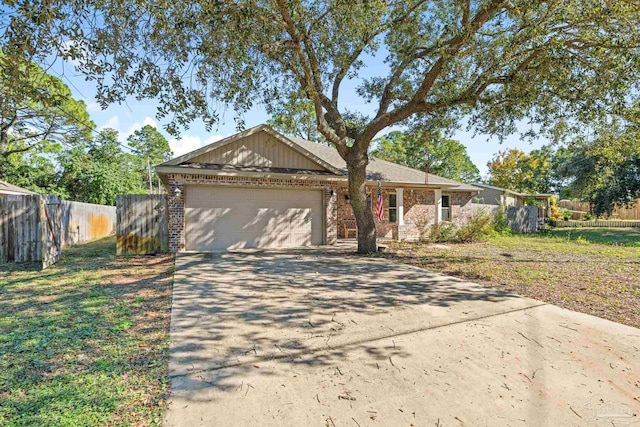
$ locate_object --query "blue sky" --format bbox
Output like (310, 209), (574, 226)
(52, 52), (546, 178)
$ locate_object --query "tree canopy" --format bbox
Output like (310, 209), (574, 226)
(58, 129), (145, 205)
(127, 125), (173, 193)
(267, 98), (326, 144)
(553, 119), (640, 215)
(0, 57), (94, 160)
(372, 130), (480, 183)
(486, 146), (554, 194)
(3, 0), (640, 252)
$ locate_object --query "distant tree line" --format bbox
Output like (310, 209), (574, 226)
(485, 116), (640, 216)
(0, 63), (172, 205)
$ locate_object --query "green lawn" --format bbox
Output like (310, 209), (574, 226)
(0, 237), (175, 426)
(387, 231), (640, 328)
(548, 227), (640, 247)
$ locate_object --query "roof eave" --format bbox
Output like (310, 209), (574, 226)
(156, 165), (347, 182)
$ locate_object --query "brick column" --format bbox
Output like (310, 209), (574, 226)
(325, 186), (338, 245)
(168, 177), (185, 253)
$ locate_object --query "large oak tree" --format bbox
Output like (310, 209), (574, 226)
(3, 0), (639, 252)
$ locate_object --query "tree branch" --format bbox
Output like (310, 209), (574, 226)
(363, 0), (509, 148)
(274, 1), (349, 157)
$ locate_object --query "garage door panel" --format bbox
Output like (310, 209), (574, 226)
(185, 186), (323, 250)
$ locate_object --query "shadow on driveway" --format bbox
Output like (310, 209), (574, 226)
(164, 248), (640, 427)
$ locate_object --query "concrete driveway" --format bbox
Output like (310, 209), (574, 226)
(164, 246), (640, 427)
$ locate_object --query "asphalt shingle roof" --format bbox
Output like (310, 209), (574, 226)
(0, 181), (37, 195)
(288, 136), (480, 191)
(160, 124), (480, 191)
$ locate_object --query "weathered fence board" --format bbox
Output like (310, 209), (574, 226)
(0, 195), (61, 268)
(61, 200), (116, 247)
(42, 195), (62, 268)
(116, 194), (168, 255)
(550, 220), (640, 228)
(1, 195), (116, 268)
(507, 206), (539, 233)
(559, 199), (640, 220)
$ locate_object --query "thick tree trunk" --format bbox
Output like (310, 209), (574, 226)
(346, 153), (377, 254)
(0, 127), (8, 157)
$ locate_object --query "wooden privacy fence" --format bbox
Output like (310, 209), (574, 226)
(559, 199), (640, 220)
(116, 194), (168, 255)
(0, 194), (62, 268)
(507, 206), (539, 233)
(550, 220), (640, 228)
(61, 200), (116, 247)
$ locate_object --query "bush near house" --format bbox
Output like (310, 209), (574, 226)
(418, 210), (498, 243)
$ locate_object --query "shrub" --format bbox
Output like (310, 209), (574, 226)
(492, 206), (511, 235)
(550, 202), (562, 220)
(419, 211), (497, 244)
(457, 211), (496, 242)
(582, 212), (595, 221)
(561, 209), (572, 221)
(425, 222), (459, 243)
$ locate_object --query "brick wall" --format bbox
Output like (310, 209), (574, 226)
(450, 191), (474, 225)
(337, 187), (475, 241)
(400, 188), (436, 241)
(166, 174), (338, 252)
(168, 180), (185, 253)
(336, 186), (396, 239)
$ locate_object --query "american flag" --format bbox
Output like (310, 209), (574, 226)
(376, 181), (384, 221)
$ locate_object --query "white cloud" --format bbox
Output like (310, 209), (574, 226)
(123, 116), (159, 139)
(169, 135), (224, 157)
(98, 115), (119, 131)
(85, 101), (102, 113)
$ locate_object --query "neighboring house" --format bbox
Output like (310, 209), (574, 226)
(473, 183), (552, 208)
(0, 181), (37, 196)
(156, 124), (480, 252)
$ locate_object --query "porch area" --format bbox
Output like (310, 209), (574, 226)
(337, 186), (475, 241)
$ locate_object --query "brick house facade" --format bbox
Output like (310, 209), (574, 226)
(336, 186), (474, 241)
(157, 124), (480, 252)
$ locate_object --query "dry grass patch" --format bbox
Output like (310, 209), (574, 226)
(385, 233), (640, 328)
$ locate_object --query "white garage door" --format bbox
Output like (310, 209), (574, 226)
(185, 186), (324, 251)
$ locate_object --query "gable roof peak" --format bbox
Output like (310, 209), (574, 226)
(159, 124), (343, 175)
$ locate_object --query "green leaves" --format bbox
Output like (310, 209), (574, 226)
(58, 128), (145, 205)
(127, 125), (172, 192)
(372, 129), (480, 183)
(554, 120), (640, 215)
(0, 56), (94, 159)
(487, 147), (554, 193)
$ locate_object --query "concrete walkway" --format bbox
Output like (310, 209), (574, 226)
(164, 246), (640, 427)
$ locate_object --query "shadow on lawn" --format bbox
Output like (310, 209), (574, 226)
(0, 237), (175, 426)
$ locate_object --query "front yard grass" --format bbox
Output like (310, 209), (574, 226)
(0, 236), (175, 426)
(549, 227), (640, 247)
(386, 231), (640, 328)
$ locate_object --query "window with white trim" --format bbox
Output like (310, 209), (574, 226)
(389, 193), (397, 223)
